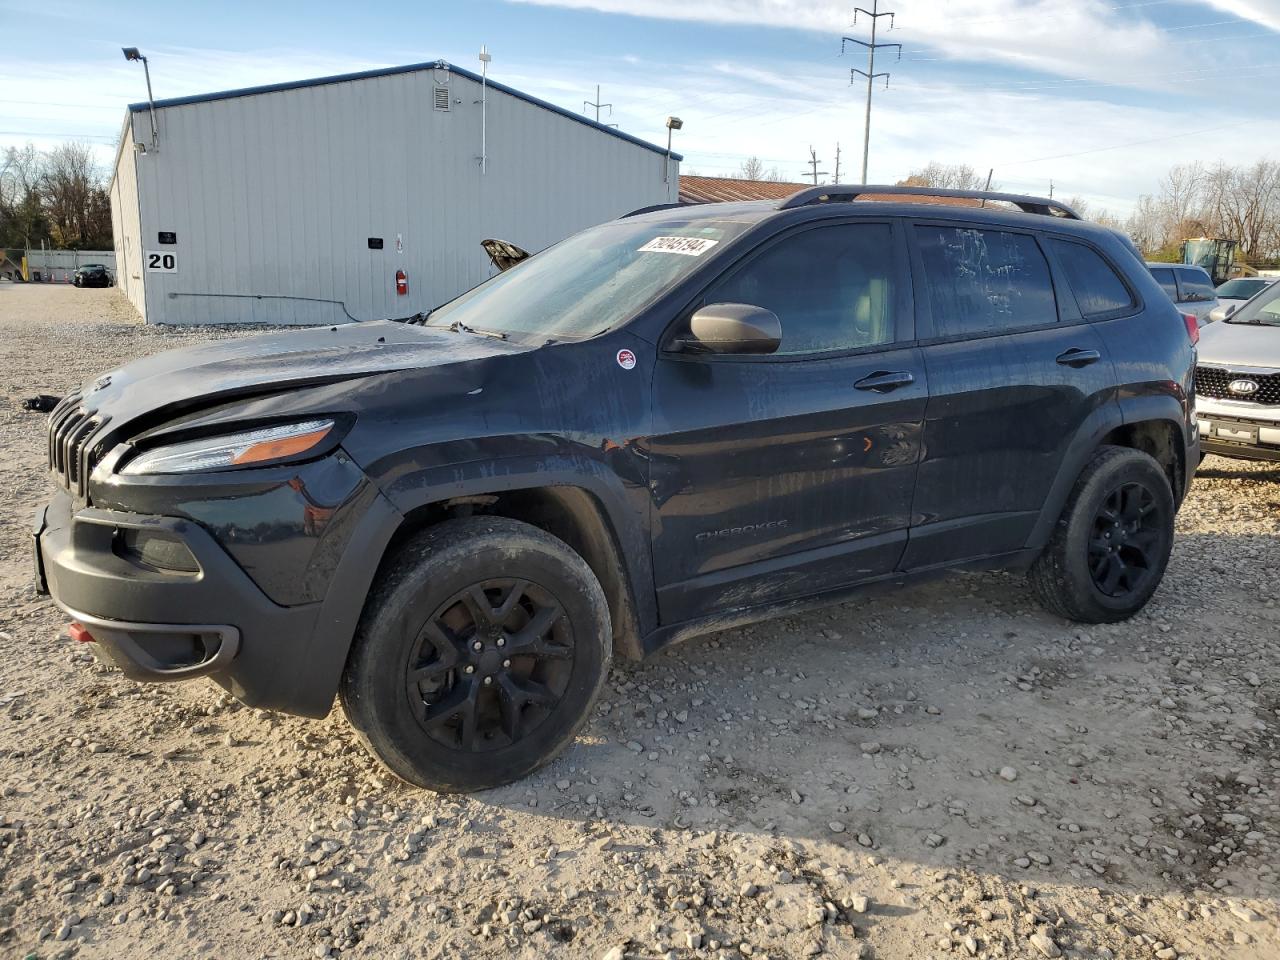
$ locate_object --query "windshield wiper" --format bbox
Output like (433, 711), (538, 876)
(448, 319), (507, 340)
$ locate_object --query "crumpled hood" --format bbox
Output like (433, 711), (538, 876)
(1199, 319), (1280, 369)
(76, 320), (528, 423)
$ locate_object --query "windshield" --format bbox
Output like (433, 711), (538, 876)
(426, 216), (755, 341)
(1216, 278), (1268, 299)
(1227, 281), (1280, 326)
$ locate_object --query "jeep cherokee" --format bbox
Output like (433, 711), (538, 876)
(33, 185), (1199, 792)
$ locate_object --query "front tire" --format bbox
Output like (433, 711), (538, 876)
(341, 517), (611, 792)
(1030, 446), (1174, 623)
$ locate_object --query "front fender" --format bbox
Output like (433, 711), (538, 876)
(370, 445), (656, 639)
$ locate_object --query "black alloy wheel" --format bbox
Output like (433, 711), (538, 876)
(1029, 445), (1175, 624)
(341, 516), (611, 792)
(1087, 481), (1163, 599)
(406, 578), (574, 751)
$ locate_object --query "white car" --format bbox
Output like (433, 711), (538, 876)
(1195, 281), (1280, 462)
(1208, 277), (1277, 323)
(1146, 263), (1219, 325)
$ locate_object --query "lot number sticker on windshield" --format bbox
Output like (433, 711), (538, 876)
(637, 236), (719, 256)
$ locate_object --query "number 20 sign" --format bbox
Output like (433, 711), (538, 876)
(145, 251), (178, 273)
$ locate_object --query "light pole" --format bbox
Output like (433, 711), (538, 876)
(122, 47), (159, 152)
(664, 116), (682, 199)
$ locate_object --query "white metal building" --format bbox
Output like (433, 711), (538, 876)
(109, 60), (680, 325)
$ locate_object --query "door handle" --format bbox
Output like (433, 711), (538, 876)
(1056, 348), (1101, 368)
(854, 370), (915, 393)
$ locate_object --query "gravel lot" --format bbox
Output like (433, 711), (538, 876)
(1, 281), (1277, 960)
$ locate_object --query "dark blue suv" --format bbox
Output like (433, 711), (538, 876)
(34, 186), (1199, 791)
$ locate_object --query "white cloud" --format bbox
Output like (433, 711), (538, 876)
(1194, 0), (1280, 29)
(508, 0), (1193, 85)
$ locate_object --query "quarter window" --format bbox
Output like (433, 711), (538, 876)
(704, 223), (896, 355)
(915, 226), (1056, 337)
(1050, 239), (1135, 317)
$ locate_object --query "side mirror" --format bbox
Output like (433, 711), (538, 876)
(1225, 303), (1237, 316)
(678, 302), (782, 355)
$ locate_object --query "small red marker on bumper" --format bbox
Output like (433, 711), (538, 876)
(67, 622), (95, 644)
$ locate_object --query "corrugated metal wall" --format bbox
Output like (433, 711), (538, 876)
(122, 67), (674, 325)
(110, 115), (147, 320)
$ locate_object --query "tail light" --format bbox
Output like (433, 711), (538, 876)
(395, 269), (408, 296)
(1182, 313), (1199, 345)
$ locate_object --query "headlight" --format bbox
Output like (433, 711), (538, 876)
(121, 419), (336, 475)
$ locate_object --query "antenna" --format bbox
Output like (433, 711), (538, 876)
(478, 46), (491, 174)
(584, 85), (617, 127)
(842, 0), (901, 184)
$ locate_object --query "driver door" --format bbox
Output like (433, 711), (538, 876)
(640, 220), (927, 624)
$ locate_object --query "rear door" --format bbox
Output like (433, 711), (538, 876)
(645, 219), (927, 623)
(902, 222), (1120, 569)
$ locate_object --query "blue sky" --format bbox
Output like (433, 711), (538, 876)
(4, 0), (1279, 214)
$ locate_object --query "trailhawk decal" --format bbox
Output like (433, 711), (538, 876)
(637, 236), (719, 256)
(616, 349), (637, 370)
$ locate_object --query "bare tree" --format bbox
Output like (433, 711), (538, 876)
(1125, 159), (1280, 261)
(736, 156), (784, 182)
(898, 162), (991, 191)
(41, 142), (111, 249)
(0, 144), (48, 249)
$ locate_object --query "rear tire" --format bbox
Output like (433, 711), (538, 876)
(340, 517), (611, 792)
(1030, 445), (1174, 624)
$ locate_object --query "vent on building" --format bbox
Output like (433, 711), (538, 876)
(433, 86), (451, 112)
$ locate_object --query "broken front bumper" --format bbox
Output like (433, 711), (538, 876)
(33, 490), (325, 709)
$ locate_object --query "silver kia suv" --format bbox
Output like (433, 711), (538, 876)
(1196, 280), (1280, 461)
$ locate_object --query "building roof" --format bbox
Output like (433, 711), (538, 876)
(677, 176), (991, 209)
(678, 176), (810, 204)
(126, 59), (678, 160)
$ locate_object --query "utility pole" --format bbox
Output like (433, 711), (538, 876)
(842, 1), (900, 184)
(584, 86), (615, 126)
(805, 146), (829, 186)
(1049, 179), (1055, 199)
(833, 142), (842, 184)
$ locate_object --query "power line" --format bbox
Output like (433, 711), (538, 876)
(0, 130), (117, 141)
(842, 0), (901, 183)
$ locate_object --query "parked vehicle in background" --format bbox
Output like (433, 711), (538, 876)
(32, 185), (1199, 792)
(1208, 276), (1277, 323)
(72, 264), (113, 288)
(1147, 262), (1218, 324)
(1196, 280), (1280, 462)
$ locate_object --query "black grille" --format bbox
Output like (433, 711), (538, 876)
(47, 393), (107, 497)
(1194, 366), (1280, 406)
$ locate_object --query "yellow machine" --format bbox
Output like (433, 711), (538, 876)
(1180, 237), (1238, 285)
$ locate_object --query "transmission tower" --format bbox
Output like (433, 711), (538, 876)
(805, 146), (829, 186)
(842, 0), (901, 184)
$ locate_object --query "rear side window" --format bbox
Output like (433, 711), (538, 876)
(705, 222), (897, 355)
(914, 226), (1056, 337)
(1176, 269), (1215, 303)
(1050, 239), (1135, 317)
(1150, 267), (1178, 300)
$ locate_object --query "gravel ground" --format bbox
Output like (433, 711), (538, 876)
(1, 281), (1277, 960)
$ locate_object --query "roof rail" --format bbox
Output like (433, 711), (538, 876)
(618, 202), (685, 219)
(778, 185), (1080, 219)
